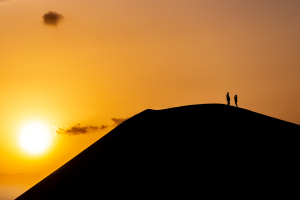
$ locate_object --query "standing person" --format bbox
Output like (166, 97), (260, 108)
(234, 95), (238, 107)
(226, 92), (230, 105)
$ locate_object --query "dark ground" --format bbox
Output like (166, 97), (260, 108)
(16, 104), (300, 199)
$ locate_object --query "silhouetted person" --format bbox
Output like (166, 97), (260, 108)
(226, 92), (230, 105)
(234, 95), (238, 107)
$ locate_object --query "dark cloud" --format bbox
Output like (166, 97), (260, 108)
(54, 118), (128, 136)
(111, 118), (128, 126)
(100, 125), (108, 129)
(42, 11), (63, 26)
(56, 124), (107, 135)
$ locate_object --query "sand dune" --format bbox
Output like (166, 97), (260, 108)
(16, 104), (300, 199)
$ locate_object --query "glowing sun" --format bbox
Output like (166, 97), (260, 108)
(19, 121), (52, 155)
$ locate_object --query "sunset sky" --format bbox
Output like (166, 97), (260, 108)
(1, 0), (300, 199)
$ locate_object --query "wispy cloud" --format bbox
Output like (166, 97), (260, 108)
(55, 124), (107, 135)
(54, 117), (129, 136)
(42, 11), (63, 26)
(111, 117), (128, 126)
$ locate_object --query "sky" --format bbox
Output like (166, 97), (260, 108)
(1, 0), (300, 199)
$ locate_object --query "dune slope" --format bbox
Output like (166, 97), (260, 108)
(16, 104), (300, 199)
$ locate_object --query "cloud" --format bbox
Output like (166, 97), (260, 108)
(54, 117), (129, 136)
(100, 125), (108, 129)
(56, 124), (107, 135)
(111, 117), (128, 126)
(42, 11), (63, 26)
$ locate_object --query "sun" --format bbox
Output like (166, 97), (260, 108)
(18, 121), (52, 155)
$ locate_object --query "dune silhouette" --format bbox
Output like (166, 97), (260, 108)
(15, 104), (300, 199)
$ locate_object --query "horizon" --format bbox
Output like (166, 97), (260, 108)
(1, 0), (300, 199)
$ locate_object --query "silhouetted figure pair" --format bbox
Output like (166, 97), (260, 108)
(226, 92), (238, 107)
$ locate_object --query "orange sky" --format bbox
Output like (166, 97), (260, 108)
(1, 0), (300, 199)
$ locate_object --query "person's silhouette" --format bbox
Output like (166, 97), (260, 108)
(226, 92), (230, 105)
(234, 95), (238, 107)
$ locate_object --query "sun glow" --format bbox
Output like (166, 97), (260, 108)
(18, 121), (52, 155)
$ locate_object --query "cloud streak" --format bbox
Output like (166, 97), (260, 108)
(54, 117), (129, 136)
(56, 124), (107, 135)
(42, 11), (63, 26)
(111, 117), (128, 126)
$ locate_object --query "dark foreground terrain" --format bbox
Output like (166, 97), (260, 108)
(16, 104), (300, 199)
